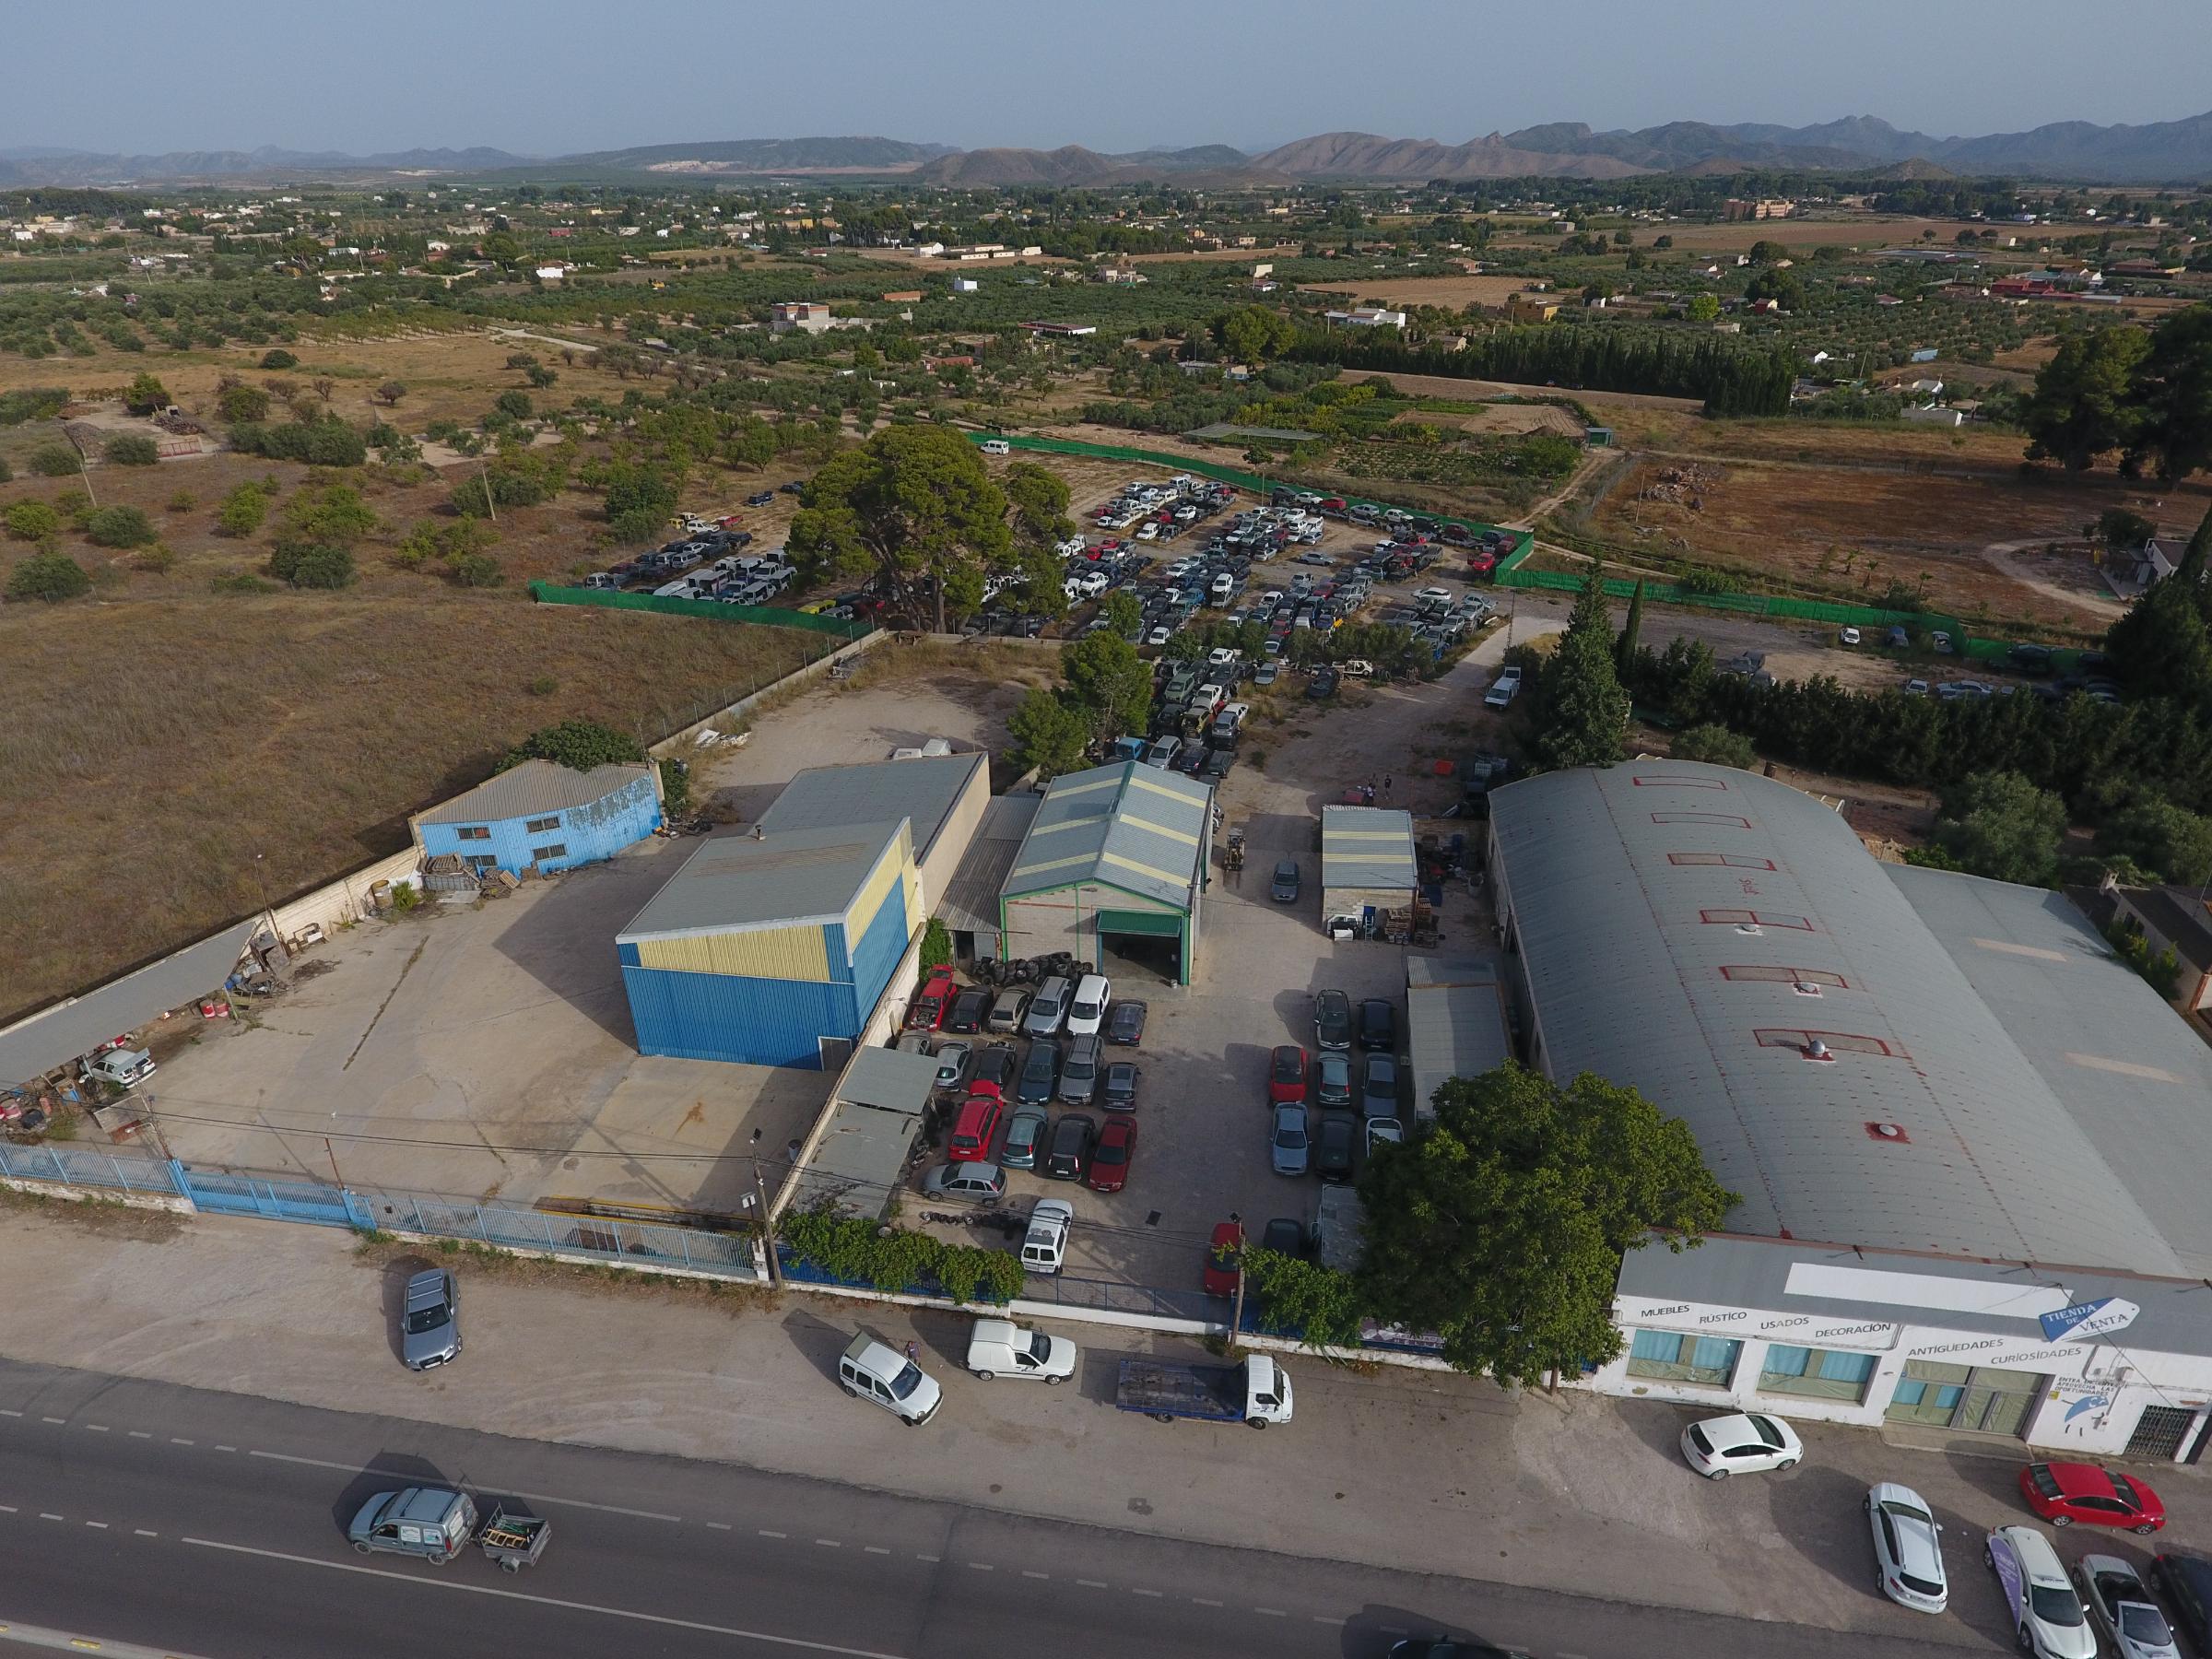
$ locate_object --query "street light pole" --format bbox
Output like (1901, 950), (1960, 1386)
(1227, 1211), (1247, 1342)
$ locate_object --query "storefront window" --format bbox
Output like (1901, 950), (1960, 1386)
(1759, 1343), (1879, 1402)
(1625, 1328), (1742, 1386)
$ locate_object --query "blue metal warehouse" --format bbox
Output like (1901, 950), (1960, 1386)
(617, 820), (923, 1067)
(417, 759), (662, 877)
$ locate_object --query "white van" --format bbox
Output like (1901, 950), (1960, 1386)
(1020, 1200), (1073, 1276)
(979, 439), (1012, 457)
(838, 1333), (942, 1425)
(966, 1318), (1077, 1383)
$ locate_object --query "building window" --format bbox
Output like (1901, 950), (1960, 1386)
(455, 826), (490, 841)
(532, 843), (567, 863)
(1650, 812), (1753, 828)
(1760, 1344), (1880, 1403)
(524, 816), (561, 834)
(1700, 909), (1813, 931)
(1631, 774), (1730, 791)
(464, 855), (497, 874)
(1668, 853), (1778, 870)
(1753, 1029), (1906, 1058)
(1721, 966), (1852, 989)
(1625, 1328), (1742, 1387)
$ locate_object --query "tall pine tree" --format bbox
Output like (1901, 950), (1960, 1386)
(1616, 579), (1645, 679)
(1535, 568), (1630, 770)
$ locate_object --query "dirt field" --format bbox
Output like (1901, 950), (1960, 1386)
(1397, 404), (1587, 438)
(1300, 274), (1535, 310)
(1340, 368), (1702, 414)
(1497, 216), (1950, 253)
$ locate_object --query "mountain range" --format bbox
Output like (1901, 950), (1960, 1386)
(5, 112), (2210, 187)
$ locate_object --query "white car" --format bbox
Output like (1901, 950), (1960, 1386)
(1866, 1482), (1947, 1614)
(1987, 1526), (2096, 1659)
(965, 1318), (1077, 1383)
(1839, 626), (1862, 645)
(1065, 972), (1112, 1037)
(1019, 1199), (1073, 1276)
(1679, 1412), (1801, 1478)
(2077, 1555), (2179, 1659)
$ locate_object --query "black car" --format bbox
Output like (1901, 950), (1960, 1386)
(1017, 1039), (1061, 1106)
(946, 988), (990, 1035)
(1306, 667), (1339, 700)
(1202, 748), (1235, 783)
(1101, 1061), (1140, 1112)
(1261, 1217), (1312, 1260)
(778, 480), (804, 495)
(1314, 989), (1353, 1052)
(1044, 1112), (1095, 1181)
(746, 490), (775, 507)
(1386, 1642), (1518, 1659)
(1315, 1110), (1358, 1184)
(1271, 859), (1300, 903)
(1107, 1000), (1147, 1046)
(1359, 997), (1397, 1053)
(2153, 1555), (2212, 1652)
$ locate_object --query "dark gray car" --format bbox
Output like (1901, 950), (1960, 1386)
(1018, 1038), (1061, 1106)
(401, 1269), (461, 1371)
(1060, 1034), (1102, 1105)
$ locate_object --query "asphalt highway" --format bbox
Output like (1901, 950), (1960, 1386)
(0, 1357), (2000, 1659)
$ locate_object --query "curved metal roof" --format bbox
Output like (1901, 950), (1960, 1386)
(1488, 760), (2179, 1273)
(1002, 761), (1209, 911)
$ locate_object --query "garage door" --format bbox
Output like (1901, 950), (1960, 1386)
(1095, 909), (1182, 937)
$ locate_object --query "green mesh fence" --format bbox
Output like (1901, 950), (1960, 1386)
(528, 581), (877, 639)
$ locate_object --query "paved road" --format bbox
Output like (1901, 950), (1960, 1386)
(0, 1358), (1994, 1659)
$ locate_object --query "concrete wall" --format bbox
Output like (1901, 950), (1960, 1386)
(649, 629), (893, 759)
(915, 759), (990, 915)
(267, 846), (423, 948)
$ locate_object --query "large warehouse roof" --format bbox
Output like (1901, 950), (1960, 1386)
(759, 753), (983, 865)
(619, 822), (903, 941)
(938, 794), (1040, 935)
(0, 920), (257, 1087)
(418, 759), (653, 825)
(1323, 806), (1417, 892)
(1003, 761), (1209, 910)
(1405, 956), (1513, 1119)
(1488, 760), (2200, 1275)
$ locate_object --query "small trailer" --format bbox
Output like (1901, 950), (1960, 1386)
(477, 1504), (553, 1573)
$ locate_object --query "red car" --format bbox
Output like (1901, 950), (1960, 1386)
(1467, 549), (1498, 578)
(1085, 1117), (1137, 1193)
(908, 972), (956, 1030)
(947, 1094), (1003, 1163)
(2018, 1461), (2166, 1535)
(1268, 1044), (1308, 1105)
(1203, 1221), (1243, 1297)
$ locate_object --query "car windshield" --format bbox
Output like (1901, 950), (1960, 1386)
(888, 1361), (923, 1400)
(1026, 1332), (1053, 1361)
(404, 1304), (449, 1334)
(2121, 1604), (2174, 1645)
(1752, 1417), (1785, 1448)
(1276, 1124), (1308, 1149)
(1095, 1139), (1127, 1166)
(2029, 1585), (2085, 1628)
(1878, 1498), (1933, 1525)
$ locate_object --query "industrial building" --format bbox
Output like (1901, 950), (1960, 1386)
(1320, 806), (1417, 935)
(618, 819), (922, 1068)
(780, 1045), (941, 1219)
(416, 760), (662, 878)
(757, 752), (987, 915)
(1488, 759), (2212, 1461)
(936, 794), (1041, 961)
(1403, 956), (1512, 1121)
(999, 761), (1211, 985)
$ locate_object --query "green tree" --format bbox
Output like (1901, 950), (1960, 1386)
(2094, 507), (2157, 552)
(1670, 723), (1757, 769)
(2096, 794), (2212, 885)
(84, 504), (155, 547)
(6, 549), (91, 602)
(1240, 1250), (1367, 1350)
(918, 918), (953, 971)
(373, 381), (407, 407)
(500, 719), (644, 773)
(1615, 579), (1644, 677)
(1747, 240), (1790, 265)
(1684, 294), (1721, 324)
(1102, 589), (1143, 638)
(1744, 266), (1806, 312)
(1927, 771), (2067, 885)
(2024, 325), (2149, 471)
(1060, 632), (1152, 741)
(1002, 461), (1073, 549)
(1006, 688), (1090, 780)
(277, 482), (378, 547)
(1533, 570), (1629, 770)
(124, 371), (170, 415)
(525, 364), (559, 390)
(215, 482), (270, 537)
(493, 389), (534, 421)
(260, 348), (300, 371)
(29, 443), (80, 477)
(266, 542), (356, 589)
(217, 382), (272, 424)
(787, 424), (1014, 631)
(2106, 551), (2212, 703)
(105, 433), (159, 466)
(2131, 302), (2212, 483)
(1359, 1062), (1738, 1387)
(4, 500), (62, 542)
(1212, 305), (1297, 362)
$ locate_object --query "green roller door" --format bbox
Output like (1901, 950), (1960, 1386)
(1095, 908), (1182, 937)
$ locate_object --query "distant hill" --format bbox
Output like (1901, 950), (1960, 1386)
(559, 136), (955, 174)
(910, 143), (1265, 186)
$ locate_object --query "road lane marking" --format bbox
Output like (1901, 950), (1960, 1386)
(40, 1418), (64, 1425)
(170, 1440), (193, 1447)
(1131, 1589), (1163, 1598)
(178, 1537), (915, 1658)
(0, 1506), (15, 1513)
(967, 1562), (994, 1571)
(0, 1615), (219, 1659)
(1312, 1616), (1347, 1626)
(84, 1522), (107, 1529)
(241, 1450), (681, 1520)
(84, 1426), (108, 1433)
(0, 1409), (20, 1417)
(707, 1522), (732, 1531)
(1020, 1571), (1048, 1579)
(134, 1530), (158, 1538)
(1191, 1597), (1221, 1606)
(759, 1529), (787, 1539)
(39, 1514), (62, 1522)
(1077, 1580), (1108, 1589)
(213, 1446), (237, 1453)
(865, 1547), (891, 1556)
(1253, 1606), (1288, 1617)
(815, 1539), (841, 1548)
(915, 1555), (939, 1563)
(126, 1432), (150, 1440)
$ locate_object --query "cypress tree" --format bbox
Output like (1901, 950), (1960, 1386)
(1535, 568), (1630, 770)
(1616, 579), (1646, 679)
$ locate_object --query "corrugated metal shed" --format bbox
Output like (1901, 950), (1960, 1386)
(1003, 761), (1209, 909)
(620, 822), (903, 941)
(835, 1047), (941, 1116)
(783, 1100), (922, 1219)
(0, 920), (257, 1086)
(1488, 759), (2179, 1273)
(1404, 955), (1513, 1118)
(418, 759), (654, 825)
(1322, 806), (1418, 897)
(939, 794), (1040, 937)
(759, 754), (985, 865)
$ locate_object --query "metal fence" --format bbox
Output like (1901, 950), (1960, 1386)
(379, 1193), (760, 1278)
(527, 582), (876, 640)
(0, 1141), (185, 1197)
(1022, 1273), (1219, 1325)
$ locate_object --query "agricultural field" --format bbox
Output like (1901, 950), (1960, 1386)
(1300, 273), (1534, 311)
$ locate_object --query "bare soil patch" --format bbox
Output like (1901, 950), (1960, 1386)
(1301, 274), (1535, 311)
(1340, 369), (1701, 414)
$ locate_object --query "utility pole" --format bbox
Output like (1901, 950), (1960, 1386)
(477, 455), (498, 525)
(76, 441), (97, 508)
(753, 1160), (782, 1287)
(1227, 1212), (1246, 1342)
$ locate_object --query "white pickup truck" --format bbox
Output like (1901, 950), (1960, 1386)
(1484, 666), (1524, 710)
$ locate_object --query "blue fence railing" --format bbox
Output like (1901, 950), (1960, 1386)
(0, 1141), (187, 1196)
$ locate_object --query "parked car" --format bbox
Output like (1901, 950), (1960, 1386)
(1065, 972), (1112, 1038)
(1100, 1061), (1140, 1112)
(1107, 1000), (1147, 1046)
(1314, 988), (1353, 1051)
(947, 1094), (1004, 1163)
(908, 972), (956, 1030)
(1313, 1051), (1353, 1109)
(1867, 1483), (1948, 1615)
(1484, 666), (1523, 710)
(1270, 859), (1301, 902)
(1085, 1117), (1137, 1193)
(1203, 1221), (1243, 1296)
(1024, 975), (1073, 1037)
(1840, 626), (1862, 646)
(1679, 1412), (1801, 1478)
(1017, 1039), (1060, 1106)
(1060, 1034), (1102, 1105)
(1314, 1110), (1358, 1183)
(1269, 1044), (1309, 1105)
(400, 1269), (462, 1371)
(922, 1160), (1006, 1205)
(932, 1041), (972, 1091)
(1259, 1217), (1312, 1260)
(2076, 1554), (2177, 1659)
(839, 1333), (942, 1425)
(2150, 1555), (2212, 1653)
(1358, 997), (1397, 1052)
(746, 490), (775, 507)
(1988, 1525), (2096, 1659)
(1306, 666), (1340, 700)
(1366, 1115), (1404, 1157)
(1044, 1113), (1095, 1181)
(1269, 1103), (1311, 1176)
(1359, 1053), (1400, 1117)
(985, 987), (1031, 1034)
(968, 1044), (1017, 1098)
(998, 1106), (1049, 1172)
(966, 1317), (1077, 1384)
(2019, 1461), (2166, 1534)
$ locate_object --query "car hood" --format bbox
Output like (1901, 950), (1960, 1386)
(402, 1318), (456, 1366)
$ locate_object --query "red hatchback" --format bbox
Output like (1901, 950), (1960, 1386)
(947, 1094), (1003, 1163)
(908, 972), (957, 1030)
(1203, 1221), (1243, 1297)
(1268, 1044), (1308, 1105)
(2018, 1461), (2166, 1535)
(1085, 1117), (1137, 1193)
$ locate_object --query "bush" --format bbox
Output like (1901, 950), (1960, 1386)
(919, 917), (953, 971)
(4, 500), (62, 542)
(658, 755), (691, 816)
(209, 571), (277, 594)
(266, 542), (356, 589)
(1670, 724), (1757, 769)
(166, 488), (197, 512)
(217, 383), (271, 424)
(215, 483), (269, 537)
(104, 433), (159, 466)
(132, 544), (177, 573)
(0, 388), (69, 427)
(229, 414), (367, 467)
(259, 349), (300, 370)
(493, 390), (533, 420)
(500, 719), (642, 773)
(29, 443), (80, 477)
(0, 454), (10, 483)
(778, 1206), (1023, 1305)
(6, 549), (91, 602)
(446, 551), (504, 588)
(84, 505), (156, 547)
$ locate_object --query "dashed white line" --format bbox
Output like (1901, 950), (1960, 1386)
(171, 1438), (194, 1446)
(915, 1554), (940, 1563)
(0, 1408), (21, 1417)
(815, 1539), (841, 1548)
(1191, 1596), (1222, 1606)
(967, 1561), (994, 1571)
(0, 1505), (16, 1513)
(865, 1547), (892, 1556)
(759, 1529), (787, 1539)
(1077, 1579), (1109, 1589)
(84, 1424), (109, 1433)
(1312, 1615), (1347, 1627)
(85, 1521), (108, 1529)
(38, 1512), (63, 1522)
(1253, 1606), (1288, 1618)
(127, 1430), (151, 1439)
(706, 1522), (732, 1532)
(40, 1418), (64, 1425)
(1558, 1652), (1592, 1658)
(1131, 1588), (1163, 1598)
(135, 1529), (159, 1537)
(214, 1444), (238, 1453)
(1020, 1570), (1049, 1580)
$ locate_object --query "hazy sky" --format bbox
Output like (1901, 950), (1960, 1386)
(12, 0), (2210, 158)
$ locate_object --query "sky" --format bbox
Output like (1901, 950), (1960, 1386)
(10, 0), (2211, 159)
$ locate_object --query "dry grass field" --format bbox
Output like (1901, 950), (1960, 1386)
(1396, 404), (1587, 438)
(1340, 368), (1703, 414)
(1300, 274), (1535, 310)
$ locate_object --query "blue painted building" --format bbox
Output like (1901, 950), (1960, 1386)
(417, 759), (662, 877)
(617, 819), (923, 1068)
